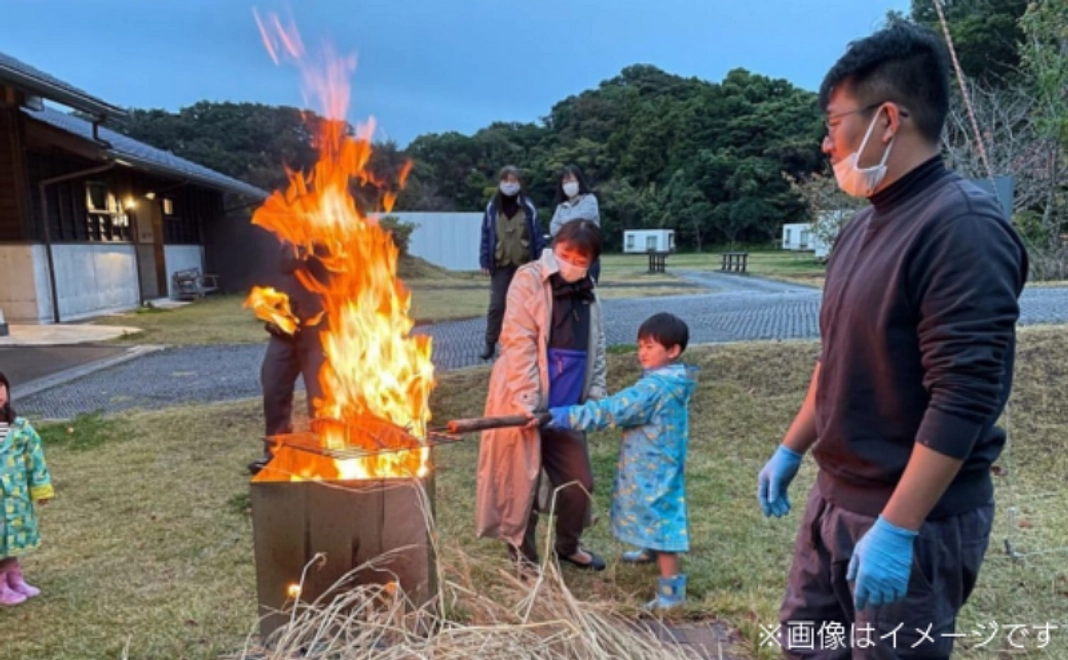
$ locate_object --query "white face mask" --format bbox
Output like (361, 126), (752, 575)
(499, 182), (520, 196)
(833, 109), (895, 198)
(563, 182), (580, 198)
(556, 255), (588, 283)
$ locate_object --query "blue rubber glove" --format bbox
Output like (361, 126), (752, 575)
(547, 407), (571, 429)
(757, 444), (802, 518)
(847, 515), (918, 610)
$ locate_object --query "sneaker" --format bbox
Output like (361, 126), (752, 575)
(645, 574), (686, 611)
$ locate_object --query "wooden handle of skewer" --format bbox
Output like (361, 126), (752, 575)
(446, 414), (548, 433)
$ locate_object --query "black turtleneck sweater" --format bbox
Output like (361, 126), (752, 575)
(813, 156), (1029, 520)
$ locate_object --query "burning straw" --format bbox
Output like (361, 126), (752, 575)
(233, 480), (712, 660)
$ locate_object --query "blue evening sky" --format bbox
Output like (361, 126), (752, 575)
(3, 0), (909, 146)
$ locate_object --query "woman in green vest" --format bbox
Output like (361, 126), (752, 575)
(478, 165), (547, 360)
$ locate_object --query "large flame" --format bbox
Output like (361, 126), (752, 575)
(247, 11), (433, 481)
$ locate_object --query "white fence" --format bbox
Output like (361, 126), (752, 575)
(393, 212), (483, 272)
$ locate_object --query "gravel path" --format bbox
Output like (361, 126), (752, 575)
(19, 274), (1068, 419)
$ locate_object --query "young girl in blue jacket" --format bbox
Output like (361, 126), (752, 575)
(544, 312), (697, 610)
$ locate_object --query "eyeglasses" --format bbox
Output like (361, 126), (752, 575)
(824, 102), (909, 132)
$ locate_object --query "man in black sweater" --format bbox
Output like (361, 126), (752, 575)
(757, 23), (1028, 659)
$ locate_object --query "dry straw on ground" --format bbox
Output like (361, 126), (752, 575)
(232, 480), (716, 660)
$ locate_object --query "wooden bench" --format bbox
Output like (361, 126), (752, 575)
(647, 250), (670, 273)
(719, 251), (748, 274)
(172, 268), (221, 300)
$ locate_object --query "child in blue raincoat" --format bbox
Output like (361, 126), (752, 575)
(543, 312), (697, 610)
(0, 372), (53, 607)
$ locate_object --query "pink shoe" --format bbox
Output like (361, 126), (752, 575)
(6, 566), (40, 598)
(0, 572), (27, 606)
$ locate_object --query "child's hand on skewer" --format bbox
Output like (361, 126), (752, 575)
(547, 408), (571, 429)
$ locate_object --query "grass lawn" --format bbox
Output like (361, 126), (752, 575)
(616, 248), (1068, 292)
(741, 252), (826, 288)
(13, 326), (1068, 659)
(92, 256), (707, 346)
(406, 261), (703, 327)
(92, 294), (268, 345)
(600, 251), (828, 290)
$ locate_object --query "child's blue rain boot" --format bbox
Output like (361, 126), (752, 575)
(646, 574), (686, 611)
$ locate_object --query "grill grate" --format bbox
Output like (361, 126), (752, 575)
(266, 414), (461, 461)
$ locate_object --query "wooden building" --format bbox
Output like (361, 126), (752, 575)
(0, 50), (267, 324)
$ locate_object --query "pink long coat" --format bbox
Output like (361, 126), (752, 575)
(475, 249), (607, 549)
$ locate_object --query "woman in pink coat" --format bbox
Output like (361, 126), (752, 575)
(475, 220), (608, 571)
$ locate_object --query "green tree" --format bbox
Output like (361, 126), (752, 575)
(1020, 0), (1068, 151)
(1018, 0), (1068, 277)
(117, 102), (330, 193)
(910, 0), (1030, 86)
(112, 63), (832, 252)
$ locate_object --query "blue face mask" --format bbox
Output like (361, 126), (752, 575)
(499, 182), (520, 197)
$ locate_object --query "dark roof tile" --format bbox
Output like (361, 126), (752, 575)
(25, 106), (268, 199)
(0, 50), (125, 118)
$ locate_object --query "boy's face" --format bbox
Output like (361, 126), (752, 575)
(638, 338), (680, 371)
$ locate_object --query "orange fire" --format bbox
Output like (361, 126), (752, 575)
(247, 10), (433, 482)
(245, 286), (300, 336)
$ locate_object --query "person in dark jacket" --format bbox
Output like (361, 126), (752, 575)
(249, 240), (330, 475)
(756, 23), (1028, 658)
(478, 165), (547, 360)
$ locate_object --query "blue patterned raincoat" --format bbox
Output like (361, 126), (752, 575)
(1, 418), (54, 558)
(555, 363), (698, 553)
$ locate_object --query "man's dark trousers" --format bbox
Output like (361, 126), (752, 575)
(778, 481), (994, 659)
(261, 326), (327, 437)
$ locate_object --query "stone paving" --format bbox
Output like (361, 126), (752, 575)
(18, 272), (1068, 419)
